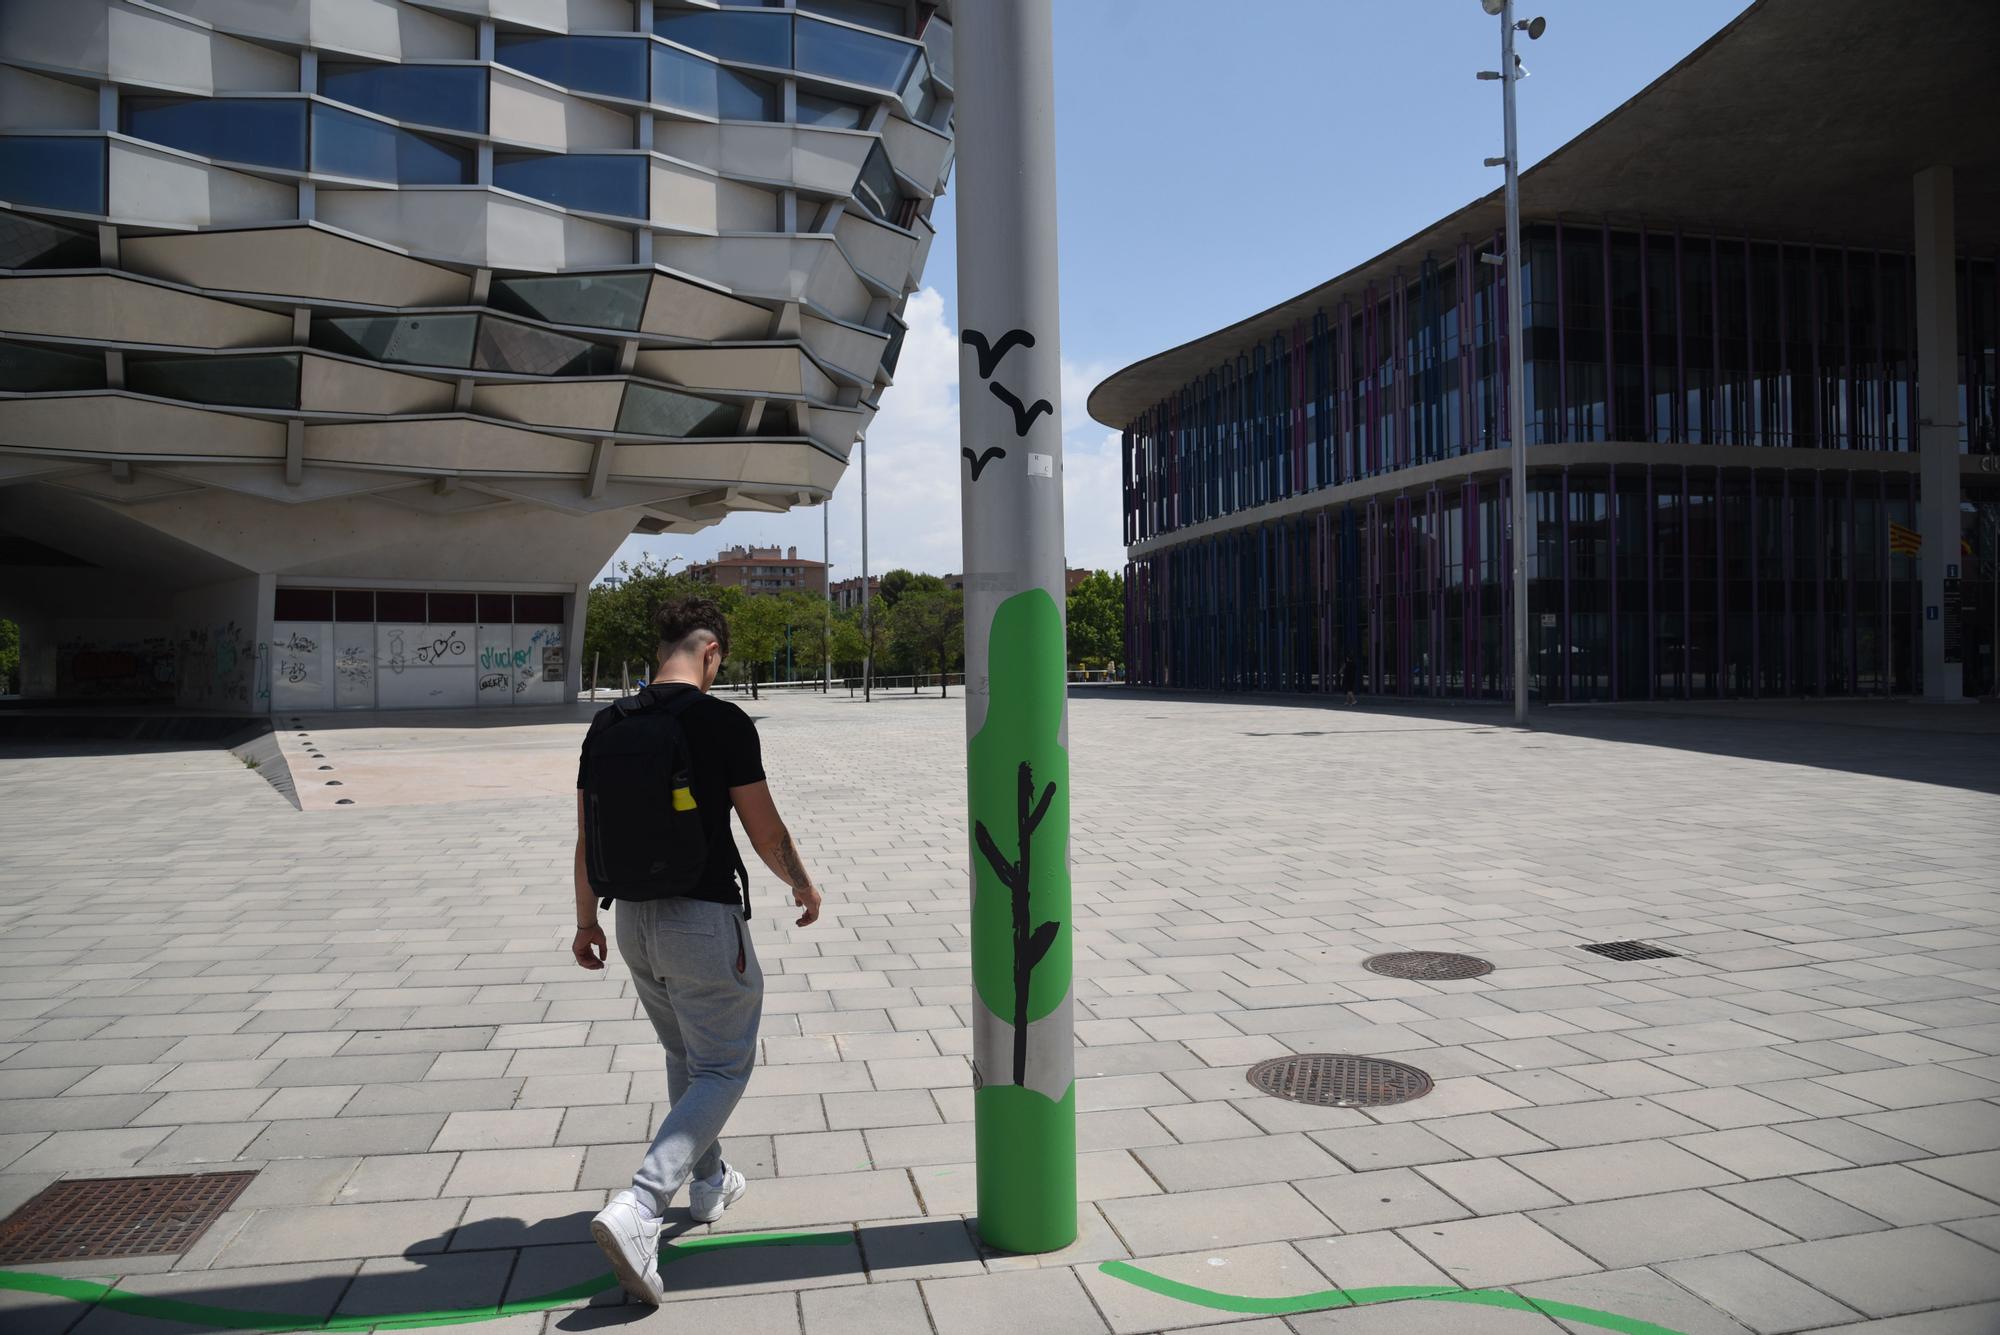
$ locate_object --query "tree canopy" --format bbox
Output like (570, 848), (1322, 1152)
(1066, 570), (1124, 669)
(878, 568), (945, 608)
(888, 587), (965, 696)
(581, 558), (736, 688)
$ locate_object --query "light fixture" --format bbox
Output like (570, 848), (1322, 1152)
(1480, 0), (1505, 14)
(1520, 15), (1547, 39)
(1477, 69), (1502, 80)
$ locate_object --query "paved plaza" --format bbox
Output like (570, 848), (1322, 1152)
(1, 691), (1998, 1335)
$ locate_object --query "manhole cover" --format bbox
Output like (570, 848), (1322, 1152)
(1246, 1054), (1433, 1108)
(0, 1171), (255, 1264)
(1364, 951), (1494, 980)
(1579, 940), (1679, 962)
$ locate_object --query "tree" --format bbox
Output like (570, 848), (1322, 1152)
(582, 557), (735, 688)
(878, 568), (944, 609)
(726, 593), (786, 698)
(888, 587), (964, 697)
(778, 590), (829, 688)
(1066, 570), (1124, 670)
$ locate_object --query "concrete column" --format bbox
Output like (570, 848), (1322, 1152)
(1914, 166), (1962, 700)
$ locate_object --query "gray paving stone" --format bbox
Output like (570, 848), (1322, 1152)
(247, 1114), (445, 1160)
(1795, 1164), (1997, 1225)
(1079, 1241), (1325, 1334)
(441, 1146), (582, 1197)
(1308, 1123), (1467, 1172)
(1507, 1138), (1741, 1203)
(216, 1199), (467, 1265)
(1295, 1167), (1470, 1232)
(1757, 1225), (2000, 1317)
(433, 1109), (564, 1150)
(1395, 1212), (1599, 1288)
(1660, 1252), (1863, 1333)
(922, 1267), (1108, 1335)
(1530, 1188), (1794, 1267)
(1711, 1177), (1893, 1240)
(1132, 1132), (1339, 1192)
(1097, 1182), (1331, 1255)
(800, 1278), (935, 1335)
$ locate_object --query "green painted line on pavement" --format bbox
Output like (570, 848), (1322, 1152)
(0, 1229), (851, 1333)
(1096, 1259), (1692, 1335)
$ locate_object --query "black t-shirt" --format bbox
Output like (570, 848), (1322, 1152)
(576, 683), (765, 907)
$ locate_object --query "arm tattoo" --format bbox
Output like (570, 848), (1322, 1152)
(775, 830), (810, 889)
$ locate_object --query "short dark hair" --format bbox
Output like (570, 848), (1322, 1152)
(655, 595), (730, 662)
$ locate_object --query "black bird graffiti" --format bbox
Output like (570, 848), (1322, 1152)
(961, 327), (1035, 379)
(975, 761), (1062, 1087)
(989, 381), (1054, 437)
(962, 445), (1007, 480)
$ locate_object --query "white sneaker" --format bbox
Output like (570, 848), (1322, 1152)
(590, 1190), (666, 1304)
(688, 1164), (746, 1224)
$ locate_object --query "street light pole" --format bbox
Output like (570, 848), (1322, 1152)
(954, 0), (1077, 1255)
(1485, 0), (1535, 725)
(860, 434), (872, 703)
(823, 498), (832, 693)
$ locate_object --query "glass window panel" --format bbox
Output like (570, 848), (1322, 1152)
(0, 214), (98, 268)
(899, 50), (932, 122)
(476, 593), (514, 623)
(428, 591), (476, 622)
(472, 319), (615, 375)
(795, 92), (869, 128)
(795, 16), (918, 89)
(797, 0), (906, 35)
(515, 593), (565, 622)
(317, 62), (486, 133)
(311, 314), (478, 367)
(310, 105), (472, 184)
(126, 354), (301, 409)
(375, 590), (425, 621)
(853, 140), (906, 223)
(0, 339), (105, 391)
(334, 589), (375, 621)
(654, 10), (791, 66)
(922, 15), (953, 86)
(493, 152), (646, 217)
(617, 383), (742, 436)
(274, 588), (334, 621)
(495, 34), (647, 100)
(488, 272), (649, 331)
(651, 45), (778, 119)
(120, 97), (306, 170)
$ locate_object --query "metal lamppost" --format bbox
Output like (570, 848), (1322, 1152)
(821, 500), (832, 693)
(953, 0), (1077, 1254)
(860, 435), (873, 702)
(1479, 0), (1544, 725)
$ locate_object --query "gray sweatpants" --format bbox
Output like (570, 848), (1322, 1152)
(615, 896), (763, 1216)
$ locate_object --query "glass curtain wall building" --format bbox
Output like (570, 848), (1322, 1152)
(0, 0), (954, 710)
(1095, 1), (1999, 704)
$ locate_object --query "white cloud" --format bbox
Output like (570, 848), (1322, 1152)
(598, 286), (1127, 583)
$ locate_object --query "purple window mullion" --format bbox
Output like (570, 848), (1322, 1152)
(1744, 237), (1757, 445)
(1458, 241), (1474, 457)
(1609, 461), (1619, 701)
(1783, 469), (1793, 693)
(1777, 242), (1790, 445)
(1681, 464), (1691, 699)
(1675, 230), (1686, 443)
(1814, 469), (1825, 694)
(1875, 252), (1889, 451)
(1847, 467), (1857, 693)
(1603, 220), (1615, 442)
(1562, 465), (1572, 701)
(1432, 484), (1443, 698)
(1841, 247), (1854, 451)
(1809, 244), (1821, 450)
(1555, 218), (1567, 443)
(1646, 464), (1656, 699)
(1711, 234), (1724, 445)
(1750, 468), (1759, 698)
(1716, 463), (1725, 696)
(1641, 224), (1653, 442)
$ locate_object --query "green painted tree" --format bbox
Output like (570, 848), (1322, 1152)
(1065, 570), (1123, 670)
(888, 587), (964, 696)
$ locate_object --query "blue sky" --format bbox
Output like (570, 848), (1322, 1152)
(601, 0), (1752, 586)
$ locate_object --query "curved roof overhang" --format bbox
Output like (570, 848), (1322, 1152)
(1088, 0), (2000, 429)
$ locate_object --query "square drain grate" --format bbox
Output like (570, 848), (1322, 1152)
(0, 1171), (255, 1264)
(1578, 940), (1680, 962)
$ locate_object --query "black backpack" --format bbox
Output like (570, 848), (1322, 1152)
(582, 686), (748, 917)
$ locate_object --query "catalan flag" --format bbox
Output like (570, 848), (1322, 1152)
(1889, 521), (1922, 555)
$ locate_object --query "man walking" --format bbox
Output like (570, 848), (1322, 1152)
(571, 596), (823, 1303)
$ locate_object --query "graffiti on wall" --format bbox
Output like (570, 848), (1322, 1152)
(55, 636), (175, 700)
(176, 621), (258, 708)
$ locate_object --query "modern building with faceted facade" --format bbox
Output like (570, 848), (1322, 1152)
(1094, 0), (1998, 705)
(0, 0), (951, 711)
